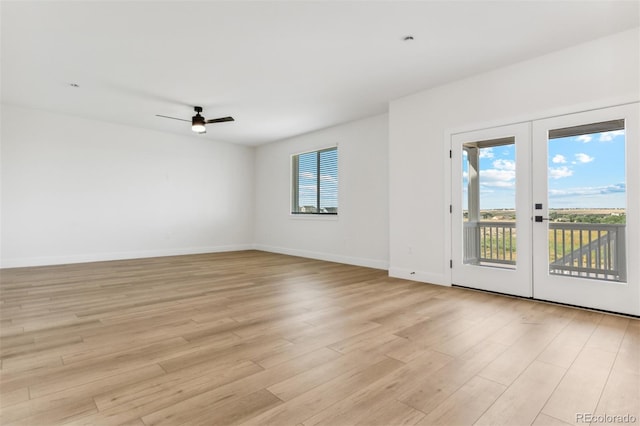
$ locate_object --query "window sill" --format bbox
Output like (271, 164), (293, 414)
(289, 214), (339, 221)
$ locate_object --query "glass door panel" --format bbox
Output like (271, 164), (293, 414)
(462, 139), (517, 269)
(546, 120), (626, 282)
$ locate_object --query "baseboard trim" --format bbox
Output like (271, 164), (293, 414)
(253, 244), (389, 270)
(388, 267), (450, 287)
(1, 244), (255, 268)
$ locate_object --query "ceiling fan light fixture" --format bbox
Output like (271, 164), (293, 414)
(192, 113), (206, 133)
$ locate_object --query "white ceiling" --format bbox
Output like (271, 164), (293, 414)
(2, 1), (638, 146)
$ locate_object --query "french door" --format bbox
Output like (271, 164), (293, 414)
(452, 103), (639, 315)
(532, 104), (639, 315)
(451, 123), (532, 298)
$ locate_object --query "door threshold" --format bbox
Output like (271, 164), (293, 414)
(451, 284), (639, 319)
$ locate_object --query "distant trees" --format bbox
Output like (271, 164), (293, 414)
(464, 210), (625, 224)
(552, 213), (626, 224)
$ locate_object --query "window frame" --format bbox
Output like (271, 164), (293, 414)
(291, 146), (338, 216)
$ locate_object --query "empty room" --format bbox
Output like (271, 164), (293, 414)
(1, 1), (639, 425)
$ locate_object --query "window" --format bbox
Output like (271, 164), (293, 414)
(292, 147), (338, 214)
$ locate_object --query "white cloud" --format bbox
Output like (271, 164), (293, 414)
(552, 154), (566, 164)
(481, 169), (515, 181)
(575, 153), (594, 163)
(483, 180), (515, 188)
(492, 159), (515, 171)
(549, 183), (625, 197)
(599, 130), (624, 142)
(575, 135), (592, 143)
(480, 168), (515, 188)
(549, 166), (573, 179)
(299, 171), (315, 179)
(320, 174), (337, 183)
(479, 148), (494, 159)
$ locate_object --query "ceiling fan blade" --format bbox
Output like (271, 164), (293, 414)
(206, 116), (234, 124)
(156, 114), (190, 122)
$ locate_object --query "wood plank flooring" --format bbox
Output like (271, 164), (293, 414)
(0, 250), (638, 425)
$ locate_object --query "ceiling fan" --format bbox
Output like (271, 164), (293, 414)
(156, 106), (234, 134)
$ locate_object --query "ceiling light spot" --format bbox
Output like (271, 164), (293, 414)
(403, 36), (414, 41)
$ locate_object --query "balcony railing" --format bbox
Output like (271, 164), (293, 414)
(464, 221), (516, 266)
(548, 222), (626, 282)
(463, 221), (626, 282)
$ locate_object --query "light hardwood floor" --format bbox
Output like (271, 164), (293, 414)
(0, 251), (638, 426)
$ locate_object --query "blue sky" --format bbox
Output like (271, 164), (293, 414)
(463, 130), (626, 210)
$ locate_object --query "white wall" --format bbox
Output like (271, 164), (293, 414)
(389, 28), (640, 285)
(254, 114), (389, 269)
(4, 29), (637, 275)
(1, 105), (255, 267)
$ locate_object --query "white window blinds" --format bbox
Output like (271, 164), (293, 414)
(292, 147), (338, 214)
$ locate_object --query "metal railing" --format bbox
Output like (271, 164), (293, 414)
(463, 221), (626, 281)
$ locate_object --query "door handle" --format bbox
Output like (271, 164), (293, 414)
(535, 216), (550, 222)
